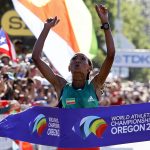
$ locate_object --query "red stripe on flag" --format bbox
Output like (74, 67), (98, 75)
(66, 101), (76, 105)
(5, 33), (13, 59)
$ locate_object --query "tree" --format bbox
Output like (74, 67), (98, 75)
(121, 0), (150, 49)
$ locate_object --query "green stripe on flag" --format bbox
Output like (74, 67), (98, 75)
(89, 26), (98, 59)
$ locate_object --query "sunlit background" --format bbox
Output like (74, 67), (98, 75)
(0, 0), (150, 150)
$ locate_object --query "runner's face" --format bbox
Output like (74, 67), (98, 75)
(69, 53), (90, 75)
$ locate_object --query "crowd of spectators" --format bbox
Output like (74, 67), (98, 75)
(0, 54), (59, 110)
(99, 74), (150, 106)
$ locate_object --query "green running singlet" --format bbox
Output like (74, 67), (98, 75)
(60, 80), (99, 108)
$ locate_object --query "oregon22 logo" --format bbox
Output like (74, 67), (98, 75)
(29, 114), (47, 136)
(72, 116), (107, 139)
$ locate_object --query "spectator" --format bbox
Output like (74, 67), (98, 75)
(0, 54), (10, 66)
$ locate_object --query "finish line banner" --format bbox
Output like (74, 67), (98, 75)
(0, 103), (150, 148)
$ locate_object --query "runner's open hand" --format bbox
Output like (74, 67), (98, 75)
(95, 4), (109, 24)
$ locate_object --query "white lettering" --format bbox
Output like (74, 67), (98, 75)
(111, 124), (146, 135)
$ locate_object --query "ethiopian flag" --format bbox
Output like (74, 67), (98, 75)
(12, 0), (98, 79)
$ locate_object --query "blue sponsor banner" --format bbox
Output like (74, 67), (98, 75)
(113, 50), (150, 68)
(0, 103), (150, 148)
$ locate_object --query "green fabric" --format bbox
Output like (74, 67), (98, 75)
(89, 26), (98, 59)
(0, 105), (11, 114)
(60, 80), (99, 108)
